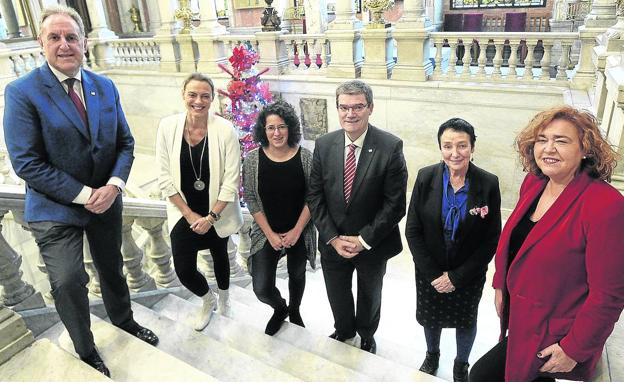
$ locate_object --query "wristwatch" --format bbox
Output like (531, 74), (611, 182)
(208, 211), (221, 221)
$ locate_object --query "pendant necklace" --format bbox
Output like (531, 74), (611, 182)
(187, 126), (207, 191)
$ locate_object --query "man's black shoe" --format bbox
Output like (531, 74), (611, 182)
(80, 349), (110, 377)
(328, 331), (355, 342)
(265, 305), (289, 336)
(360, 337), (376, 354)
(121, 323), (159, 346)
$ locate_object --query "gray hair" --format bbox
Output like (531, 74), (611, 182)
(335, 80), (374, 108)
(39, 5), (85, 37)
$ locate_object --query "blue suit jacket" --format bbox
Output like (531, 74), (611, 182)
(3, 63), (134, 226)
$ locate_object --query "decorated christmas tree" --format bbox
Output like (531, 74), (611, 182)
(218, 44), (273, 157)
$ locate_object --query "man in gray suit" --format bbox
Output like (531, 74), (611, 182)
(3, 5), (157, 377)
(308, 80), (408, 354)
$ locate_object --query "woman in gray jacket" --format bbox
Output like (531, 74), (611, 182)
(242, 100), (316, 336)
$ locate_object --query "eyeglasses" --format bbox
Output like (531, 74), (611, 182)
(338, 104), (369, 113)
(266, 124), (288, 132)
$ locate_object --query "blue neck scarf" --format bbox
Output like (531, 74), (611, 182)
(442, 164), (469, 242)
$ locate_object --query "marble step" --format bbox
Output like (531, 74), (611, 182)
(225, 285), (444, 382)
(39, 315), (216, 382)
(152, 294), (372, 382)
(0, 339), (110, 382)
(129, 301), (301, 382)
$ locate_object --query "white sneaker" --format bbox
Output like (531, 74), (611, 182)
(194, 290), (217, 331)
(216, 288), (232, 317)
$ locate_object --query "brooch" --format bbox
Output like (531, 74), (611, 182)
(469, 205), (489, 219)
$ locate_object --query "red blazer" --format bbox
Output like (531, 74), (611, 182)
(492, 171), (624, 382)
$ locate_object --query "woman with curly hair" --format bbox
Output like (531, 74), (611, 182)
(470, 106), (624, 382)
(242, 100), (316, 336)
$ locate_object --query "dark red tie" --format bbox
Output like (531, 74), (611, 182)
(65, 78), (87, 126)
(344, 144), (357, 203)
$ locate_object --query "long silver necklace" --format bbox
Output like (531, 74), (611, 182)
(186, 126), (207, 191)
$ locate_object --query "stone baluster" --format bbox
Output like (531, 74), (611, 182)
(198, 249), (215, 282)
(237, 211), (254, 274)
(447, 39), (458, 77)
(283, 39), (295, 70)
(82, 238), (101, 297)
(12, 55), (25, 77)
(0, 210), (39, 308)
(121, 216), (156, 292)
(462, 40), (471, 76)
(492, 40), (504, 80)
(431, 39), (442, 78)
(523, 40), (536, 80)
(508, 40), (519, 79)
(476, 39), (487, 79)
(557, 42), (571, 81)
(227, 237), (244, 279)
(136, 217), (179, 287)
(540, 41), (553, 80)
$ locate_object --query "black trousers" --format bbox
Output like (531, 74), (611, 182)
(321, 250), (387, 340)
(170, 218), (230, 296)
(470, 337), (556, 382)
(250, 239), (307, 310)
(30, 197), (134, 358)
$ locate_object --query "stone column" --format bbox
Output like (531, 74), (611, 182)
(255, 30), (290, 75)
(154, 0), (180, 72)
(85, 0), (118, 70)
(0, 0), (21, 38)
(361, 27), (395, 79)
(325, 0), (363, 78)
(303, 0), (328, 34)
(145, 0), (163, 33)
(193, 0), (228, 74)
(602, 65), (624, 193)
(176, 34), (197, 72)
(433, 0), (444, 30)
(392, 0), (433, 81)
(573, 0), (618, 89)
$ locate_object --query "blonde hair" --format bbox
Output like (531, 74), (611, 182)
(515, 106), (618, 181)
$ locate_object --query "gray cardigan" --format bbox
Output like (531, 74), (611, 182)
(242, 147), (317, 268)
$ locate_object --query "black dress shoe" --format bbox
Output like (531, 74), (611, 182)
(453, 360), (469, 382)
(80, 349), (110, 377)
(419, 351), (440, 375)
(121, 323), (159, 346)
(360, 337), (376, 354)
(288, 308), (305, 327)
(265, 305), (289, 336)
(328, 331), (355, 342)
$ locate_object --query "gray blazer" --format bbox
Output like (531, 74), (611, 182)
(242, 147), (317, 268)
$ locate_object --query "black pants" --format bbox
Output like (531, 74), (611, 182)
(250, 239), (307, 310)
(30, 197), (134, 358)
(321, 250), (387, 340)
(470, 337), (556, 382)
(170, 218), (230, 296)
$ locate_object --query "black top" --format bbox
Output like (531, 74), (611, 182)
(508, 192), (541, 266)
(258, 147), (305, 233)
(180, 134), (210, 216)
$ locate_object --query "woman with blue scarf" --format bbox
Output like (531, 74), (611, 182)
(405, 118), (501, 382)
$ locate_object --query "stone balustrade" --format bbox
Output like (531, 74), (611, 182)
(279, 34), (331, 73)
(0, 182), (253, 309)
(0, 46), (45, 79)
(429, 31), (579, 83)
(109, 38), (161, 70)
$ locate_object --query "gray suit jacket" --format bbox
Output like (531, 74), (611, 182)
(308, 125), (408, 261)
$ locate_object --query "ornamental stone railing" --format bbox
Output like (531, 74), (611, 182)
(0, 180), (254, 310)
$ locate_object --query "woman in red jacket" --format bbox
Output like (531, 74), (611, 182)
(470, 106), (624, 382)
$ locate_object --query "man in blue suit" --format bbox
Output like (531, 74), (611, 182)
(3, 5), (157, 377)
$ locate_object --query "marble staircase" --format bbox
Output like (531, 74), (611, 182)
(0, 284), (445, 382)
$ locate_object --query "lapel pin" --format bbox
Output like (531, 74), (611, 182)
(90, 91), (96, 96)
(368, 149), (373, 152)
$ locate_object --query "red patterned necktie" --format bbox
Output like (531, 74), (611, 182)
(65, 78), (87, 126)
(344, 143), (357, 203)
